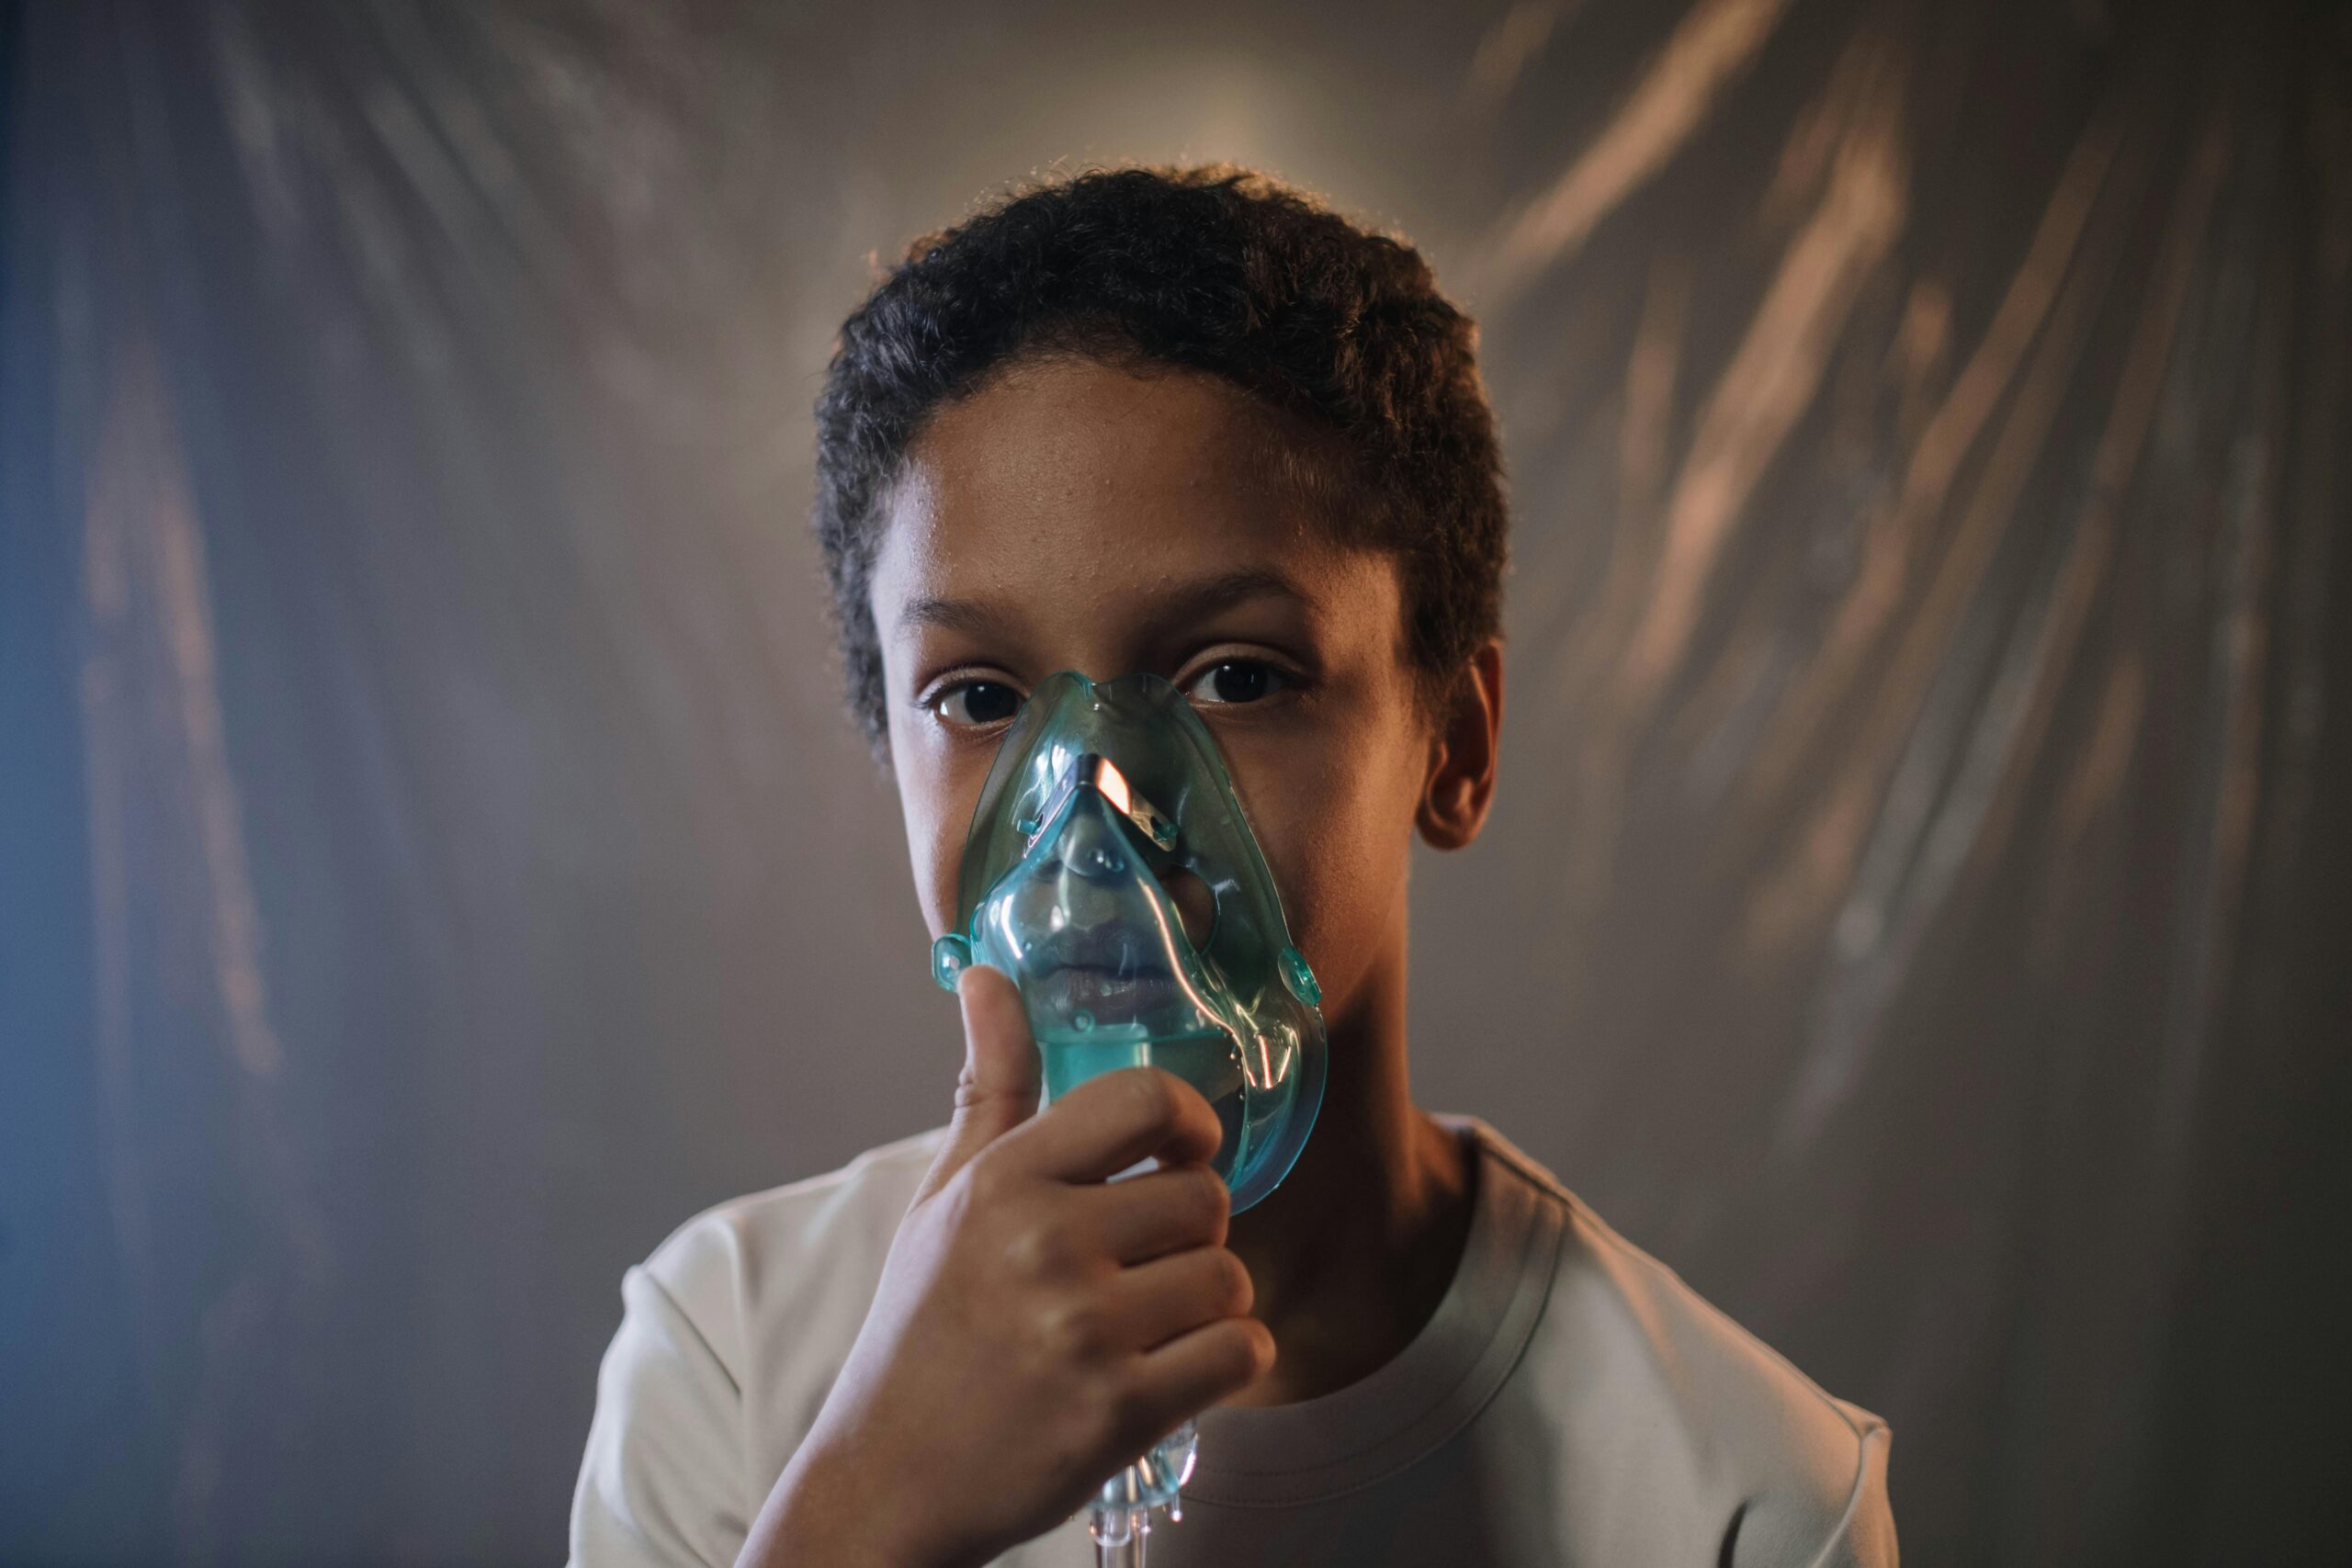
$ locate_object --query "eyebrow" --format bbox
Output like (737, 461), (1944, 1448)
(896, 567), (1314, 643)
(896, 593), (1009, 637)
(1136, 567), (1315, 638)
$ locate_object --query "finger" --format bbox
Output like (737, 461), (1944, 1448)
(1069, 1162), (1229, 1263)
(918, 964), (1042, 1200)
(1125, 1316), (1275, 1427)
(1102, 1247), (1253, 1352)
(993, 1066), (1224, 1185)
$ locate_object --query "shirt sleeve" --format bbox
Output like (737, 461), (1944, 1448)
(1724, 1415), (1897, 1568)
(1797, 1420), (1898, 1568)
(568, 1263), (753, 1568)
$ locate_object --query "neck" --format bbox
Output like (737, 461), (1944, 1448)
(1216, 924), (1475, 1406)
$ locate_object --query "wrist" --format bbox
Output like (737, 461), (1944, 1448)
(741, 1432), (960, 1568)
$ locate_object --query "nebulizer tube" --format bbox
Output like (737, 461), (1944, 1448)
(929, 672), (1329, 1564)
(1082, 1416), (1196, 1565)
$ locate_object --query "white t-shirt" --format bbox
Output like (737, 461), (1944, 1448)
(569, 1119), (1896, 1567)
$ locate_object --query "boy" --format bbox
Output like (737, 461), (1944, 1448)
(569, 166), (1896, 1567)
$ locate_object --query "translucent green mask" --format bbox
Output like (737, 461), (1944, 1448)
(930, 671), (1327, 1213)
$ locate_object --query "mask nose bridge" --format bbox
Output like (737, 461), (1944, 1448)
(1012, 749), (1228, 967)
(1029, 786), (1142, 898)
(1025, 750), (1180, 863)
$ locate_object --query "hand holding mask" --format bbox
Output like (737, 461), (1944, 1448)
(927, 671), (1329, 1558)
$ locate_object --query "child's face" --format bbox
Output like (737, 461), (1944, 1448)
(868, 355), (1441, 1032)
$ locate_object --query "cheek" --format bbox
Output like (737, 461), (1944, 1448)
(913, 799), (961, 938)
(1225, 715), (1420, 992)
(886, 720), (971, 941)
(1288, 770), (1415, 978)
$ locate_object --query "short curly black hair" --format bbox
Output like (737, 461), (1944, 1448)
(813, 164), (1508, 755)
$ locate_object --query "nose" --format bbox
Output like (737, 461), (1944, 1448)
(1043, 791), (1136, 885)
(1023, 752), (1178, 855)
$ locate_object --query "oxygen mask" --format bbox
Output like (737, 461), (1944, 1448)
(930, 670), (1327, 1211)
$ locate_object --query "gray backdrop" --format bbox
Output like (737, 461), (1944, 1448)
(4, 1), (2346, 1563)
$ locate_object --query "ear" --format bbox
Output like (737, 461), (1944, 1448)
(1416, 639), (1503, 852)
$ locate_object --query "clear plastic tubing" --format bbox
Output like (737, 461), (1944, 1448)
(1089, 1418), (1197, 1567)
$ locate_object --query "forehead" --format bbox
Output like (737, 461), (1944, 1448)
(873, 356), (1359, 615)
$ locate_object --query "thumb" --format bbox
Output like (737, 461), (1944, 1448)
(919, 963), (1042, 1198)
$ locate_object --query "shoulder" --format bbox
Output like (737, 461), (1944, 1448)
(570, 1129), (950, 1568)
(635, 1125), (948, 1380)
(1467, 1122), (1898, 1567)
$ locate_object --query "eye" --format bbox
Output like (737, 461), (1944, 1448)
(1182, 659), (1290, 706)
(931, 679), (1024, 728)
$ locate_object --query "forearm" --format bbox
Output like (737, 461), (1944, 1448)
(735, 1435), (958, 1568)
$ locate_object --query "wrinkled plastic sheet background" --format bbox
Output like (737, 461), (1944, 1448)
(2, 2), (2346, 1563)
